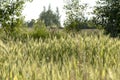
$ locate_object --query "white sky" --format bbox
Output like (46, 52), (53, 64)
(22, 0), (97, 26)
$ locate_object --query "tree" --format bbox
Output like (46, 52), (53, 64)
(64, 0), (87, 29)
(54, 7), (61, 27)
(0, 0), (32, 32)
(39, 5), (61, 28)
(93, 0), (120, 37)
(27, 19), (36, 27)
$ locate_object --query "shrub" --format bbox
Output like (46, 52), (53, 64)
(64, 20), (89, 31)
(31, 20), (49, 39)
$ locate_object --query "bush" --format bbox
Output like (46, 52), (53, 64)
(31, 20), (49, 39)
(0, 27), (30, 42)
(65, 20), (80, 31)
(64, 20), (89, 31)
(32, 26), (49, 39)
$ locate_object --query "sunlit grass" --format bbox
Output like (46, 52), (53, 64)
(0, 32), (120, 80)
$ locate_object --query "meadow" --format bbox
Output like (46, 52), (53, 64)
(0, 30), (120, 80)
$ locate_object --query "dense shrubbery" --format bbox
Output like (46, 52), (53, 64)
(32, 27), (48, 39)
(65, 20), (81, 31)
(31, 20), (49, 39)
(94, 0), (120, 37)
(64, 19), (96, 32)
(0, 23), (64, 41)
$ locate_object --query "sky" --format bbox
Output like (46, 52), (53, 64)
(22, 0), (97, 26)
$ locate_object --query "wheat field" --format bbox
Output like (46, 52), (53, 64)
(0, 32), (120, 80)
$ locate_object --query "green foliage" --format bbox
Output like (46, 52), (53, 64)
(31, 20), (49, 39)
(65, 19), (81, 31)
(65, 19), (92, 31)
(27, 19), (36, 28)
(0, 0), (32, 31)
(64, 0), (87, 29)
(93, 0), (120, 37)
(48, 29), (66, 39)
(0, 32), (120, 80)
(3, 27), (29, 42)
(39, 5), (61, 27)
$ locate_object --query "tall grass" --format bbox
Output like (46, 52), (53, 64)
(0, 32), (120, 80)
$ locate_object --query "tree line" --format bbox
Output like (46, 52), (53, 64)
(0, 0), (120, 37)
(64, 0), (120, 37)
